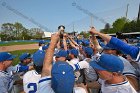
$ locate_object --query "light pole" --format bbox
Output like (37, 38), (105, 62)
(126, 4), (129, 19)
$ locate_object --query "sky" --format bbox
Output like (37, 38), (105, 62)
(0, 0), (140, 33)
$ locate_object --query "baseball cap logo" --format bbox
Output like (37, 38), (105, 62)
(62, 71), (65, 74)
(95, 55), (101, 63)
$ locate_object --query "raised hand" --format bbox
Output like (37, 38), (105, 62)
(89, 27), (98, 35)
(50, 32), (60, 45)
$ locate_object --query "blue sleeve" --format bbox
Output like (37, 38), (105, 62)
(110, 37), (139, 59)
(17, 66), (29, 72)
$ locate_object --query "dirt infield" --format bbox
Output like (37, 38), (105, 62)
(0, 44), (39, 52)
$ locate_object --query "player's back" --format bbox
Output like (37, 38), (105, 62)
(23, 70), (41, 93)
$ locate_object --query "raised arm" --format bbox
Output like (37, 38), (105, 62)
(89, 27), (139, 60)
(68, 35), (79, 47)
(90, 35), (102, 53)
(89, 27), (111, 43)
(63, 33), (68, 50)
(41, 32), (60, 77)
(56, 40), (61, 49)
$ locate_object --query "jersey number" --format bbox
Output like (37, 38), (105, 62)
(27, 83), (37, 93)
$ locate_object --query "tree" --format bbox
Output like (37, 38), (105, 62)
(79, 31), (90, 38)
(21, 28), (31, 40)
(122, 20), (140, 32)
(0, 33), (8, 41)
(33, 31), (44, 39)
(112, 17), (129, 33)
(0, 22), (47, 41)
(30, 28), (44, 39)
(1, 23), (15, 40)
(100, 17), (129, 34)
(14, 22), (24, 38)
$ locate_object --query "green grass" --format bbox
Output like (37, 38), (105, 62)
(10, 49), (37, 65)
(0, 42), (37, 46)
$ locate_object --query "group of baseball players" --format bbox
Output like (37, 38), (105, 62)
(0, 26), (140, 93)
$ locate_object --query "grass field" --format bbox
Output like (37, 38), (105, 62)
(0, 42), (37, 46)
(10, 49), (37, 65)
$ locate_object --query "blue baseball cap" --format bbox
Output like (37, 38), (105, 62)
(42, 43), (50, 50)
(33, 50), (45, 66)
(55, 50), (68, 58)
(39, 40), (45, 44)
(19, 53), (31, 61)
(90, 54), (124, 73)
(51, 61), (75, 93)
(69, 48), (78, 56)
(0, 52), (16, 62)
(84, 47), (94, 56)
(82, 40), (90, 46)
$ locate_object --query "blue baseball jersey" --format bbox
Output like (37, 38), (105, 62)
(110, 37), (140, 62)
(15, 63), (29, 73)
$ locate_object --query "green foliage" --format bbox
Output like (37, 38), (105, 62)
(122, 20), (140, 32)
(112, 17), (129, 32)
(14, 22), (24, 38)
(10, 49), (37, 65)
(79, 31), (90, 38)
(1, 23), (15, 41)
(33, 31), (44, 39)
(0, 33), (8, 41)
(0, 22), (44, 41)
(100, 17), (140, 34)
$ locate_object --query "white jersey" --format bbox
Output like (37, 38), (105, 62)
(84, 65), (97, 81)
(23, 70), (41, 93)
(38, 76), (87, 93)
(39, 46), (43, 50)
(74, 87), (87, 93)
(67, 58), (80, 81)
(98, 78), (137, 93)
(69, 58), (79, 65)
(83, 58), (97, 81)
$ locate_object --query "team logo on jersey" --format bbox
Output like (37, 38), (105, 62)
(94, 54), (101, 63)
(95, 56), (100, 63)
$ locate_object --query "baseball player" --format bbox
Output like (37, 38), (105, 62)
(7, 52), (33, 93)
(101, 43), (139, 91)
(0, 52), (16, 93)
(38, 40), (45, 50)
(89, 27), (140, 92)
(90, 54), (137, 93)
(23, 50), (45, 93)
(38, 32), (88, 93)
(89, 27), (140, 63)
(7, 53), (33, 77)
